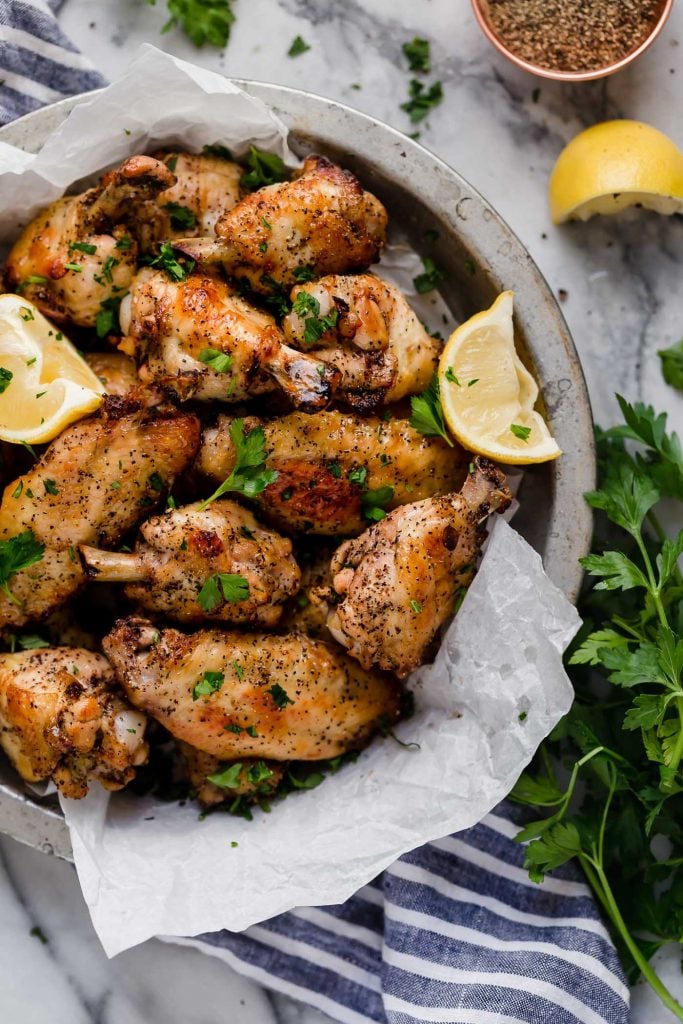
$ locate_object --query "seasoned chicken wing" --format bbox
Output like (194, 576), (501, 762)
(81, 499), (300, 627)
(136, 150), (243, 249)
(283, 274), (442, 409)
(197, 409), (466, 535)
(119, 268), (339, 409)
(327, 457), (512, 677)
(0, 647), (148, 798)
(0, 389), (200, 628)
(174, 156), (387, 293)
(103, 618), (401, 761)
(4, 156), (174, 328)
(177, 741), (283, 808)
(83, 351), (139, 397)
(280, 543), (336, 641)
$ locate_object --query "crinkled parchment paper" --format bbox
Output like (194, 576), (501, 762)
(0, 47), (580, 956)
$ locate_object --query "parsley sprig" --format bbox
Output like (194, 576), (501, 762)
(0, 530), (45, 607)
(198, 419), (278, 510)
(160, 0), (236, 47)
(197, 572), (250, 612)
(512, 393), (683, 1020)
(292, 291), (338, 345)
(409, 376), (453, 447)
(240, 146), (288, 191)
(144, 241), (194, 282)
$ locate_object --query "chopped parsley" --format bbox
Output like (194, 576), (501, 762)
(402, 37), (430, 73)
(413, 255), (444, 294)
(444, 366), (460, 386)
(29, 926), (48, 945)
(0, 530), (45, 607)
(164, 202), (197, 230)
(7, 633), (49, 652)
(658, 339), (683, 391)
(207, 763), (244, 790)
(267, 682), (294, 708)
(148, 472), (165, 492)
(288, 35), (311, 57)
(68, 241), (97, 255)
(197, 572), (250, 611)
(198, 418), (278, 509)
(18, 275), (49, 288)
(363, 485), (395, 522)
(19, 306), (34, 322)
(348, 466), (368, 488)
(409, 376), (453, 447)
(63, 262), (83, 273)
(43, 479), (58, 496)
(510, 423), (531, 442)
(11, 482), (22, 499)
(0, 368), (13, 394)
(410, 599), (423, 613)
(329, 460), (342, 479)
(292, 291), (338, 345)
(203, 143), (233, 160)
(240, 146), (288, 191)
(401, 78), (443, 124)
(464, 257), (477, 276)
(192, 670), (225, 701)
(115, 234), (132, 250)
(293, 265), (316, 282)
(198, 348), (235, 375)
(162, 0), (236, 48)
(288, 770), (324, 790)
(247, 761), (274, 785)
(94, 255), (119, 286)
(144, 241), (194, 282)
(232, 660), (244, 680)
(95, 297), (123, 339)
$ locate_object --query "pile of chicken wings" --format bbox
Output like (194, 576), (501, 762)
(0, 147), (512, 809)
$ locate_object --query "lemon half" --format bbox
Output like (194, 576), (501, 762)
(0, 295), (104, 444)
(549, 120), (683, 224)
(438, 291), (561, 465)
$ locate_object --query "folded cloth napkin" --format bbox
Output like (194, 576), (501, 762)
(0, 6), (630, 1022)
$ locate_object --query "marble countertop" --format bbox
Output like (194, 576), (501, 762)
(2, 0), (683, 1021)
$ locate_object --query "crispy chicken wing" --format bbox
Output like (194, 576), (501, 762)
(103, 618), (401, 761)
(174, 156), (387, 293)
(83, 351), (139, 397)
(197, 409), (466, 535)
(177, 740), (283, 808)
(327, 457), (512, 677)
(0, 647), (148, 798)
(4, 156), (174, 328)
(283, 274), (442, 409)
(119, 268), (339, 409)
(136, 150), (243, 249)
(0, 389), (200, 628)
(81, 499), (300, 627)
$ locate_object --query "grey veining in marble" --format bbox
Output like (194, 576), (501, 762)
(2, 0), (683, 1021)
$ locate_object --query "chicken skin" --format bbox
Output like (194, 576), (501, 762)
(103, 618), (401, 761)
(119, 268), (339, 409)
(327, 457), (512, 677)
(4, 155), (174, 328)
(136, 150), (243, 249)
(81, 499), (300, 627)
(174, 156), (387, 293)
(197, 410), (466, 535)
(0, 647), (148, 798)
(280, 543), (337, 641)
(83, 351), (139, 397)
(283, 274), (442, 410)
(0, 389), (200, 628)
(177, 741), (283, 808)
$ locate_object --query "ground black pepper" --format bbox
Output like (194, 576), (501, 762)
(487, 0), (665, 72)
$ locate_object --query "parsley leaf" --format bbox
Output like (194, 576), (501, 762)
(267, 683), (293, 708)
(409, 376), (453, 447)
(161, 0), (236, 48)
(95, 296), (124, 339)
(658, 339), (683, 391)
(198, 419), (278, 509)
(0, 530), (45, 607)
(240, 146), (288, 191)
(402, 37), (430, 73)
(163, 202), (197, 230)
(288, 35), (311, 57)
(292, 290), (338, 344)
(198, 347), (234, 373)
(510, 423), (531, 442)
(362, 484), (395, 522)
(144, 241), (194, 282)
(413, 256), (444, 294)
(0, 368), (13, 394)
(197, 572), (250, 612)
(192, 670), (225, 701)
(401, 78), (443, 123)
(207, 763), (244, 789)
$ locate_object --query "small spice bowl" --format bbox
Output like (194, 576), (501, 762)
(471, 0), (674, 82)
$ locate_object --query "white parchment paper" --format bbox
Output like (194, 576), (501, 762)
(0, 47), (580, 956)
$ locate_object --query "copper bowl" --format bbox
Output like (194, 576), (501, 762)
(471, 0), (674, 82)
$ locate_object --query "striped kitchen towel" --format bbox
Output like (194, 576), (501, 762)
(0, 6), (629, 1023)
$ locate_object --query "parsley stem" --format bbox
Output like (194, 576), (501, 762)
(634, 531), (669, 629)
(664, 697), (683, 786)
(0, 581), (22, 607)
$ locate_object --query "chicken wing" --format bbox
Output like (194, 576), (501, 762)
(0, 647), (148, 798)
(327, 457), (512, 677)
(103, 618), (401, 761)
(81, 499), (300, 627)
(119, 268), (339, 409)
(83, 351), (139, 397)
(0, 389), (200, 627)
(177, 741), (283, 808)
(173, 156), (387, 293)
(4, 156), (174, 328)
(279, 542), (336, 641)
(283, 274), (442, 409)
(196, 409), (466, 535)
(136, 150), (243, 249)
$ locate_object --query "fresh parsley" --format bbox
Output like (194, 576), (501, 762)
(207, 763), (244, 789)
(145, 241), (194, 282)
(401, 78), (443, 124)
(198, 419), (278, 509)
(288, 35), (310, 57)
(510, 423), (531, 442)
(409, 376), (453, 447)
(413, 255), (444, 294)
(0, 530), (45, 607)
(292, 291), (338, 345)
(197, 572), (250, 612)
(19, 306), (34, 322)
(161, 0), (236, 48)
(192, 670), (225, 701)
(402, 37), (430, 73)
(96, 296), (123, 339)
(0, 368), (13, 394)
(164, 202), (197, 230)
(68, 241), (97, 255)
(267, 683), (293, 708)
(198, 347), (234, 373)
(240, 146), (288, 191)
(293, 265), (316, 282)
(362, 485), (395, 522)
(658, 339), (683, 391)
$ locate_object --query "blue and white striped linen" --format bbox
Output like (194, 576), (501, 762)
(0, 7), (630, 1022)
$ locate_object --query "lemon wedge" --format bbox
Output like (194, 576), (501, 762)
(549, 120), (683, 224)
(438, 291), (561, 465)
(0, 294), (104, 444)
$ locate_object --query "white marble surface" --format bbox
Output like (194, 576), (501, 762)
(2, 0), (683, 1021)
